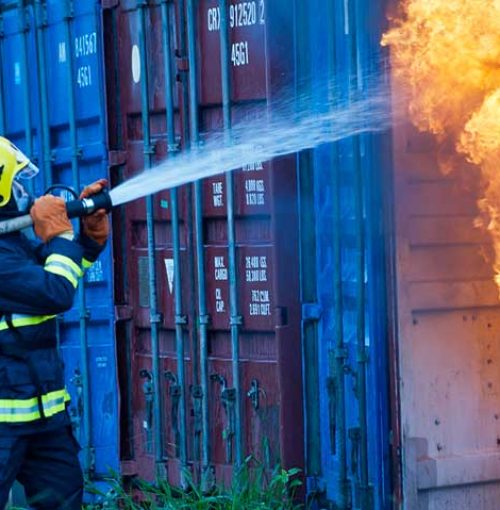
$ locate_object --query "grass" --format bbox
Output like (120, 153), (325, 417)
(84, 460), (304, 510)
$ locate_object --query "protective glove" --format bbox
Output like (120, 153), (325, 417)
(30, 195), (73, 243)
(79, 179), (110, 246)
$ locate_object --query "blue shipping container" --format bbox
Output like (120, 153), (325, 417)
(298, 0), (393, 507)
(0, 0), (118, 481)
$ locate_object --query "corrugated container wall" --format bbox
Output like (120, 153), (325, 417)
(0, 0), (118, 480)
(104, 0), (304, 485)
(391, 56), (500, 510)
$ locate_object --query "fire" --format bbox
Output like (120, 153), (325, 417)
(382, 0), (500, 290)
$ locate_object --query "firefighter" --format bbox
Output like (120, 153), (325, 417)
(0, 137), (109, 509)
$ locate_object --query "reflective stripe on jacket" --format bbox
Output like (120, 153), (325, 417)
(0, 389), (71, 423)
(0, 231), (102, 427)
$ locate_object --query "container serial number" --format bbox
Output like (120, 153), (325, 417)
(208, 1), (265, 32)
(231, 41), (249, 66)
(75, 32), (97, 58)
(77, 65), (92, 88)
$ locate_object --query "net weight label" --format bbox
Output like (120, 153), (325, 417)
(241, 248), (274, 329)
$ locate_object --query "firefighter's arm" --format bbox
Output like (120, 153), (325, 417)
(0, 195), (84, 315)
(0, 236), (84, 315)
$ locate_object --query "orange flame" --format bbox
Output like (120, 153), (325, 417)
(382, 0), (500, 290)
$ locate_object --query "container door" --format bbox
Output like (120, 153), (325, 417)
(298, 0), (393, 508)
(104, 0), (305, 485)
(0, 0), (119, 482)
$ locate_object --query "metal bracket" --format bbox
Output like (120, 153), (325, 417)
(70, 368), (83, 438)
(274, 306), (288, 327)
(89, 446), (96, 477)
(176, 55), (189, 73)
(356, 483), (374, 510)
(199, 314), (210, 326)
(348, 427), (361, 477)
(175, 314), (188, 325)
(344, 365), (359, 399)
(74, 146), (83, 160)
(16, 2), (29, 33)
(143, 143), (156, 156)
(140, 369), (154, 454)
(302, 302), (322, 322)
(108, 150), (128, 167)
(191, 385), (203, 460)
(79, 308), (91, 321)
(168, 139), (181, 153)
(229, 315), (243, 326)
(246, 379), (265, 410)
(211, 374), (235, 463)
(335, 347), (348, 360)
(150, 313), (163, 325)
(165, 370), (181, 458)
(35, 0), (48, 28)
(115, 305), (133, 321)
(63, 0), (74, 20)
(326, 376), (336, 454)
(356, 346), (369, 364)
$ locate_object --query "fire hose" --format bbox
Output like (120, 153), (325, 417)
(0, 190), (113, 236)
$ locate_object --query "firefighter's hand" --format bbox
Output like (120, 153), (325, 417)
(30, 195), (73, 243)
(79, 179), (110, 246)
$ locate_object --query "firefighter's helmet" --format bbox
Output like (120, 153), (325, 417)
(0, 137), (39, 207)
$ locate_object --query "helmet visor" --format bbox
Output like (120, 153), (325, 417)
(12, 179), (33, 213)
(15, 161), (40, 181)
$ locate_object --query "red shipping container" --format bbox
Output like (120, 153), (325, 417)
(103, 0), (304, 484)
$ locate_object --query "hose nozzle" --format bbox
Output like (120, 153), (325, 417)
(0, 190), (114, 236)
(65, 190), (113, 219)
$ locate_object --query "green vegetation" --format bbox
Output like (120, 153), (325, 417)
(84, 462), (304, 510)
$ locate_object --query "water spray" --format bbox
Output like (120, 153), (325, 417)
(0, 190), (113, 235)
(0, 82), (392, 237)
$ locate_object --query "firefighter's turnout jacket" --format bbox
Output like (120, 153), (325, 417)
(0, 231), (103, 432)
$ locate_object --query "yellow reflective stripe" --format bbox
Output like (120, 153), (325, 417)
(44, 254), (83, 288)
(0, 389), (70, 423)
(0, 389), (68, 409)
(44, 265), (78, 288)
(45, 254), (83, 277)
(82, 258), (93, 270)
(0, 314), (56, 332)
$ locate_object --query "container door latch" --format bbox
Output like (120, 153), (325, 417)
(140, 369), (154, 454)
(211, 374), (236, 464)
(165, 370), (181, 458)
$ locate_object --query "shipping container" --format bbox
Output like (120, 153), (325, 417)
(391, 78), (500, 507)
(103, 0), (304, 486)
(0, 0), (118, 483)
(296, 0), (393, 508)
(5, 1), (500, 509)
